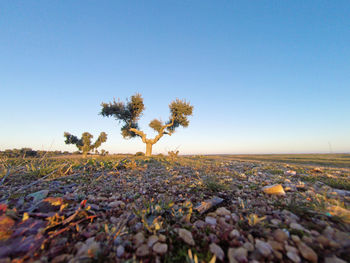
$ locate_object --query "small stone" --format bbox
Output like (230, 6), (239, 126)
(51, 254), (72, 263)
(316, 235), (330, 247)
(158, 234), (166, 242)
(205, 216), (217, 226)
(231, 213), (239, 222)
(273, 250), (283, 260)
(114, 236), (122, 246)
(109, 200), (125, 209)
(255, 239), (272, 257)
(290, 222), (304, 231)
(324, 256), (347, 263)
(302, 236), (313, 244)
(285, 245), (298, 254)
(136, 244), (149, 257)
(268, 240), (283, 251)
(209, 243), (224, 261)
(76, 238), (100, 259)
(334, 231), (350, 247)
(297, 242), (317, 263)
(177, 228), (195, 246)
(262, 184), (286, 195)
(147, 235), (158, 247)
(133, 232), (145, 246)
(194, 220), (205, 229)
(229, 229), (240, 239)
(215, 207), (231, 216)
(271, 219), (281, 225)
(296, 181), (305, 189)
(243, 242), (254, 252)
(287, 251), (301, 263)
(116, 245), (124, 258)
(285, 170), (297, 176)
(291, 235), (300, 243)
(153, 242), (168, 255)
(218, 217), (230, 228)
(329, 240), (340, 248)
(323, 226), (335, 238)
(228, 247), (247, 263)
(273, 229), (288, 242)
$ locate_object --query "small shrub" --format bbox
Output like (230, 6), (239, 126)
(203, 176), (226, 192)
(168, 150), (179, 161)
(135, 152), (145, 156)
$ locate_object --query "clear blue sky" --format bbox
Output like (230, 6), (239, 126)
(1, 1), (349, 154)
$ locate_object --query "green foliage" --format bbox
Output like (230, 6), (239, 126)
(135, 151), (145, 156)
(100, 93), (144, 138)
(203, 175), (227, 192)
(168, 150), (180, 161)
(167, 99), (193, 132)
(64, 132), (107, 156)
(149, 119), (163, 132)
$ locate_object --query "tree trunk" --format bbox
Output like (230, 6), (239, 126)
(145, 143), (153, 156)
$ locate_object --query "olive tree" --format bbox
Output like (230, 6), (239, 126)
(100, 94), (193, 156)
(64, 131), (107, 157)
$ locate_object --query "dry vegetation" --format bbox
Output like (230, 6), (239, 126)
(0, 154), (349, 262)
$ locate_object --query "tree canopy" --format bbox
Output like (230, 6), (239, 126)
(100, 94), (193, 156)
(64, 132), (107, 157)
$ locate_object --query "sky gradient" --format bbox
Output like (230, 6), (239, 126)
(1, 1), (349, 154)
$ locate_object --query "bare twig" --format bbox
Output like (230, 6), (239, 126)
(13, 169), (58, 193)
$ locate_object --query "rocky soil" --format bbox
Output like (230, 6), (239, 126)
(0, 156), (349, 262)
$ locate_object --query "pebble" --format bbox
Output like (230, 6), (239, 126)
(262, 184), (286, 195)
(290, 222), (304, 231)
(133, 232), (145, 247)
(229, 229), (240, 239)
(285, 170), (297, 176)
(205, 216), (217, 226)
(228, 247), (247, 263)
(273, 250), (283, 260)
(153, 242), (168, 254)
(116, 245), (124, 258)
(271, 219), (281, 225)
(147, 235), (158, 247)
(291, 235), (300, 243)
(255, 239), (272, 257)
(52, 254), (72, 263)
(287, 251), (301, 263)
(285, 244), (298, 254)
(194, 220), (205, 229)
(268, 240), (283, 251)
(209, 243), (224, 261)
(136, 244), (149, 257)
(215, 207), (231, 216)
(273, 229), (288, 242)
(324, 256), (347, 263)
(231, 213), (239, 222)
(109, 200), (125, 209)
(243, 242), (254, 252)
(316, 235), (330, 247)
(158, 234), (166, 242)
(177, 228), (195, 246)
(76, 238), (100, 259)
(297, 242), (318, 263)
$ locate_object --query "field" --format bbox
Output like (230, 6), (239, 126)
(0, 154), (349, 262)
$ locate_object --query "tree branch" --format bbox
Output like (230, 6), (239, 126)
(150, 117), (175, 144)
(129, 128), (147, 143)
